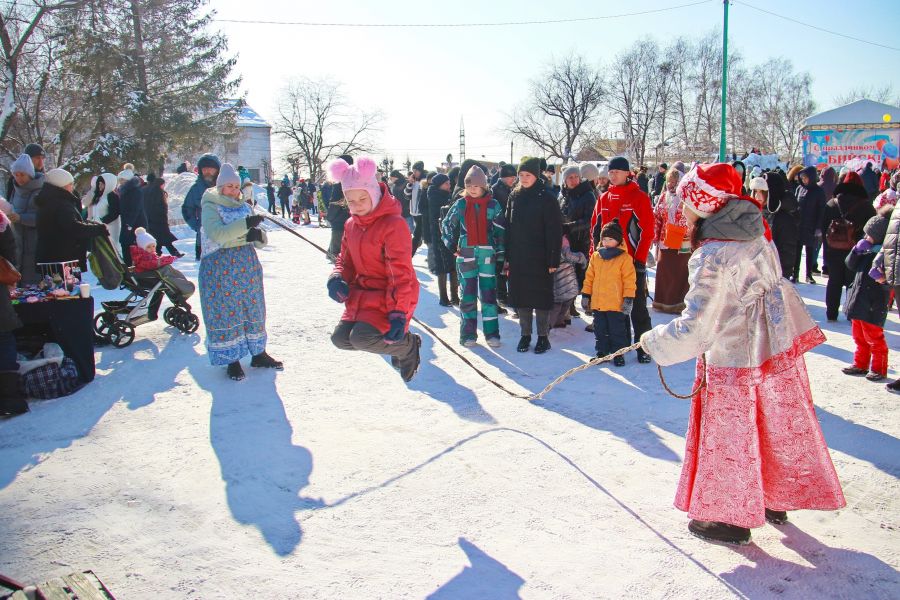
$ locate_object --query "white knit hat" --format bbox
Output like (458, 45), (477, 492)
(134, 227), (156, 249)
(749, 177), (768, 192)
(10, 153), (34, 177)
(44, 168), (74, 188)
(118, 168), (135, 181)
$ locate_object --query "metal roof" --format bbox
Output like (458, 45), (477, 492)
(804, 99), (900, 128)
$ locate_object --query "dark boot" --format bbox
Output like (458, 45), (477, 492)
(450, 271), (460, 305)
(227, 361), (245, 381)
(517, 335), (531, 352)
(534, 336), (551, 354)
(688, 520), (751, 545)
(251, 352), (284, 370)
(0, 371), (27, 416)
(437, 273), (451, 307)
(765, 509), (788, 525)
(637, 349), (652, 364)
(398, 334), (422, 382)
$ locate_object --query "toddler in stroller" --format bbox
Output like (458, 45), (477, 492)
(91, 228), (197, 347)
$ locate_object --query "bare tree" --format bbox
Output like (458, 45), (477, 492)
(506, 54), (604, 161)
(606, 39), (671, 166)
(833, 84), (900, 109)
(0, 0), (83, 147)
(274, 77), (382, 182)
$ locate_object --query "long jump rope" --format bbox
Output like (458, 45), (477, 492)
(254, 210), (741, 598)
(257, 210), (705, 401)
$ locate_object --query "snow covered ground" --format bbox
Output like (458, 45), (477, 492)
(0, 218), (897, 599)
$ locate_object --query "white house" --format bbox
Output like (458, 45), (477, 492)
(168, 103), (273, 183)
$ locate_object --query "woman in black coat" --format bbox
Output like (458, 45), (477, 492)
(762, 171), (799, 279)
(559, 167), (595, 285)
(325, 182), (350, 262)
(505, 157), (563, 354)
(35, 172), (108, 272)
(424, 173), (458, 306)
(822, 172), (875, 321)
(143, 175), (181, 257)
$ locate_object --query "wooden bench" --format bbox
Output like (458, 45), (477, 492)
(3, 571), (115, 600)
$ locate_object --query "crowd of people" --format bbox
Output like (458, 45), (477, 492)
(321, 150), (872, 546)
(3, 139), (896, 546)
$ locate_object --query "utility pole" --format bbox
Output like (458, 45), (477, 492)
(718, 0), (730, 163)
(459, 116), (466, 163)
(510, 141), (513, 164)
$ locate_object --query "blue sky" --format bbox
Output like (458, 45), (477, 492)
(216, 0), (900, 171)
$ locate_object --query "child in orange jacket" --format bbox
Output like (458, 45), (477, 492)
(581, 220), (636, 365)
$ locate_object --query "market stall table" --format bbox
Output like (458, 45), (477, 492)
(13, 296), (95, 382)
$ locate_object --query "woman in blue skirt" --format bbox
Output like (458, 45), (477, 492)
(199, 163), (283, 381)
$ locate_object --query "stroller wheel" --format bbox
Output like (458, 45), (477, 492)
(163, 307), (177, 326)
(110, 321), (135, 348)
(177, 312), (200, 334)
(93, 312), (117, 340)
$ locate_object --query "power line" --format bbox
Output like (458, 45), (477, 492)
(212, 1), (713, 28)
(735, 0), (900, 53)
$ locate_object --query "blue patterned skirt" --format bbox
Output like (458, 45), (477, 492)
(199, 245), (267, 365)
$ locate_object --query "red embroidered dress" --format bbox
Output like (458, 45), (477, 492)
(641, 235), (845, 528)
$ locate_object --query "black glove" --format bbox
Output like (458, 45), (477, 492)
(327, 274), (349, 303)
(246, 227), (264, 243)
(383, 311), (406, 344)
(621, 297), (634, 316)
(581, 294), (591, 311)
(246, 214), (265, 228)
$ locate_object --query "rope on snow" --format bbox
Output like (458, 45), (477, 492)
(259, 211), (699, 402)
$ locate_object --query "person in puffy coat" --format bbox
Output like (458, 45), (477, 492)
(198, 163), (281, 381)
(874, 202), (900, 392)
(424, 173), (458, 306)
(793, 166), (825, 284)
(759, 170), (798, 279)
(35, 169), (108, 272)
(559, 165), (595, 287)
(8, 153), (43, 284)
(640, 163), (845, 546)
(82, 172), (121, 257)
(822, 172), (875, 321)
(326, 157), (421, 382)
(550, 227), (587, 329)
(841, 212), (890, 382)
(182, 153), (220, 260)
(143, 174), (181, 257)
(0, 209), (24, 415)
(441, 165), (505, 347)
(505, 157), (563, 355)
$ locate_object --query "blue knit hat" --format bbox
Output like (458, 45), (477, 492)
(10, 153), (34, 178)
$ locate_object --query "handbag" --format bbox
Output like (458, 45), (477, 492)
(0, 257), (20, 286)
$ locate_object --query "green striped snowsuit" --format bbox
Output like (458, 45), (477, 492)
(441, 193), (506, 344)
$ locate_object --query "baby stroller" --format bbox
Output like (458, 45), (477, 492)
(88, 236), (199, 348)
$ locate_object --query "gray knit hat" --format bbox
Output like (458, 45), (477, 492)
(216, 163), (241, 188)
(864, 214), (890, 245)
(562, 165), (580, 181)
(580, 163), (600, 181)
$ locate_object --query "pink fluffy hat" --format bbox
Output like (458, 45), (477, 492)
(327, 156), (382, 209)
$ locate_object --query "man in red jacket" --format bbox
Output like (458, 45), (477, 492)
(590, 156), (654, 363)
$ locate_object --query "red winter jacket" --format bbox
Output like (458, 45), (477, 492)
(334, 182), (419, 333)
(590, 180), (655, 264)
(130, 245), (175, 273)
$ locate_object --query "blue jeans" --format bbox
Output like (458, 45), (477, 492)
(593, 310), (629, 356)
